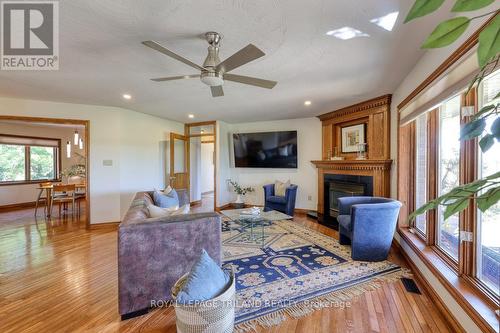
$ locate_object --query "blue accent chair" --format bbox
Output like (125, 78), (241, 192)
(337, 196), (402, 261)
(263, 184), (298, 216)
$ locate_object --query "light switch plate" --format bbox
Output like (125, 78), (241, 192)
(103, 159), (113, 166)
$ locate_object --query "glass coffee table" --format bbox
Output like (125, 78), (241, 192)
(221, 208), (293, 246)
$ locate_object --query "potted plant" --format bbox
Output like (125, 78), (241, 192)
(229, 180), (254, 208)
(61, 164), (86, 183)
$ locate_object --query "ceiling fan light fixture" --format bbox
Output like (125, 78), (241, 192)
(200, 71), (224, 87)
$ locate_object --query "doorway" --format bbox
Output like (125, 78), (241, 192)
(185, 121), (217, 211)
(0, 116), (90, 229)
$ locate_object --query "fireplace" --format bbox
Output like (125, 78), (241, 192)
(320, 174), (373, 229)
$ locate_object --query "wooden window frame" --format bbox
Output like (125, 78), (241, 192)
(396, 15), (499, 331)
(0, 133), (62, 186)
(399, 93), (499, 332)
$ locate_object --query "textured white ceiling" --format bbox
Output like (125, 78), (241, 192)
(0, 0), (452, 123)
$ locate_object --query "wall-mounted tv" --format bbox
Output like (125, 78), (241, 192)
(233, 130), (297, 168)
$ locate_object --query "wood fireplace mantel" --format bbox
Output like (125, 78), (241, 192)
(311, 160), (392, 215)
(313, 95), (393, 219)
(311, 159), (392, 171)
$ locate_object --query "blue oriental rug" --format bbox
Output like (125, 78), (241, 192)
(221, 219), (406, 332)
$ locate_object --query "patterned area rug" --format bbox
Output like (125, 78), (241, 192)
(221, 219), (406, 332)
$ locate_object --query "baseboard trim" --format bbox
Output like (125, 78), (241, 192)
(215, 203), (316, 216)
(215, 203), (232, 212)
(90, 221), (120, 231)
(190, 200), (202, 206)
(0, 201), (36, 212)
(395, 240), (466, 333)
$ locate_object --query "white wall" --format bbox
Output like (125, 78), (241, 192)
(0, 122), (86, 206)
(0, 96), (184, 224)
(216, 117), (322, 210)
(200, 142), (214, 193)
(189, 138), (202, 202)
(216, 121), (233, 207)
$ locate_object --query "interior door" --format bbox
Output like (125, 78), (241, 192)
(170, 133), (189, 193)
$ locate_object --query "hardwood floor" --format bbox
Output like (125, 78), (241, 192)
(0, 200), (455, 333)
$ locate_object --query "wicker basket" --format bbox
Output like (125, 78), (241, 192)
(171, 271), (236, 333)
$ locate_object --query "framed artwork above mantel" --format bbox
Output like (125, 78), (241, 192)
(341, 124), (365, 153)
(317, 94), (391, 160)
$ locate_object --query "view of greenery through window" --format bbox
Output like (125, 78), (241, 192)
(30, 147), (55, 180)
(0, 144), (25, 182)
(0, 144), (56, 182)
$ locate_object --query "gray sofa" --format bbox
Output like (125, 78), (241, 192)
(118, 190), (222, 319)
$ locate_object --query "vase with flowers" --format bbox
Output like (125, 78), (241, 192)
(229, 180), (254, 208)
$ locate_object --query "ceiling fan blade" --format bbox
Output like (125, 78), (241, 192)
(142, 40), (205, 71)
(224, 74), (277, 89)
(211, 86), (224, 97)
(216, 44), (265, 73)
(150, 74), (200, 82)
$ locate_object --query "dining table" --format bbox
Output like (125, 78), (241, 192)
(37, 183), (86, 217)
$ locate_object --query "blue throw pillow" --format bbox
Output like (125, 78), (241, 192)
(153, 189), (179, 208)
(175, 249), (230, 304)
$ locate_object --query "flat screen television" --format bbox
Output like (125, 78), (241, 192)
(233, 130), (298, 168)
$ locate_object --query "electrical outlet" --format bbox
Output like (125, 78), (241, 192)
(307, 195), (312, 201)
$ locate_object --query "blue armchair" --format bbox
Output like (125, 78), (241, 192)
(263, 184), (298, 216)
(337, 196), (402, 262)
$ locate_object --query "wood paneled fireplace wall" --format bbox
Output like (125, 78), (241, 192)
(311, 95), (393, 227)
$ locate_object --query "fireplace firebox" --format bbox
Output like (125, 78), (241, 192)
(320, 174), (373, 229)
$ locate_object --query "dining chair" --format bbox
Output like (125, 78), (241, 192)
(51, 184), (76, 218)
(75, 183), (86, 216)
(34, 182), (54, 217)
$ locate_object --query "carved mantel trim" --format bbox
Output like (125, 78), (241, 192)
(311, 159), (392, 171)
(317, 94), (392, 121)
(312, 159), (393, 215)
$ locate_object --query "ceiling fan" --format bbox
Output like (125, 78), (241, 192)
(142, 32), (277, 97)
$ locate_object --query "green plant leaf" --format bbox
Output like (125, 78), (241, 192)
(408, 200), (438, 222)
(485, 171), (500, 180)
(491, 116), (500, 139)
(443, 198), (469, 219)
(460, 118), (486, 140)
(423, 17), (471, 48)
(478, 15), (500, 67)
(452, 0), (495, 12)
(477, 186), (500, 211)
(405, 0), (445, 23)
(472, 104), (495, 120)
(479, 133), (495, 152)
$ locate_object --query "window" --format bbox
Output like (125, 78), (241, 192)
(477, 70), (500, 296)
(437, 95), (461, 260)
(403, 71), (500, 308)
(0, 144), (26, 182)
(0, 135), (60, 184)
(414, 113), (428, 235)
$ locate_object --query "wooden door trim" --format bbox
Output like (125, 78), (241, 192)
(185, 121), (217, 211)
(169, 132), (189, 194)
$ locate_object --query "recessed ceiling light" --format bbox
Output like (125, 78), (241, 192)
(122, 94), (132, 100)
(304, 100), (312, 106)
(188, 114), (195, 119)
(326, 27), (369, 40)
(370, 11), (399, 31)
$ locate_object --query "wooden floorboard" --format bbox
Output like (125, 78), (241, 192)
(0, 196), (454, 333)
